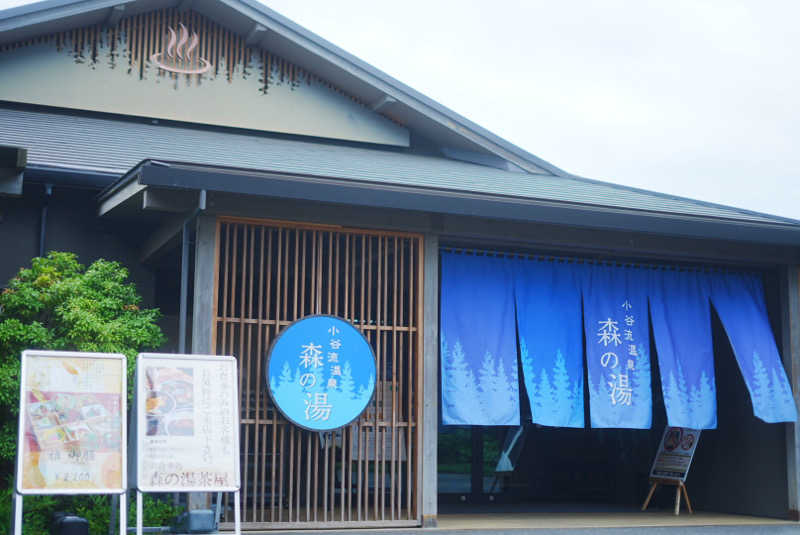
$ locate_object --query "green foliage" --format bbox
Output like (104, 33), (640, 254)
(0, 485), (183, 535)
(128, 494), (185, 528)
(0, 252), (168, 534)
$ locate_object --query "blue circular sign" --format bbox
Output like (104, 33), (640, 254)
(266, 315), (376, 431)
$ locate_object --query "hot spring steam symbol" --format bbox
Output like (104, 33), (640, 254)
(150, 23), (211, 75)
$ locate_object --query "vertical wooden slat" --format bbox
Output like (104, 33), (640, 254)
(240, 225), (251, 520)
(288, 426), (294, 520)
(293, 230), (299, 320)
(415, 236), (424, 520)
(278, 424), (285, 522)
(323, 428), (329, 521)
(254, 227), (265, 520)
(316, 231), (323, 313)
(381, 236), (388, 521)
(296, 431), (302, 523)
(391, 236), (399, 519)
(313, 433), (319, 521)
(328, 231), (334, 314)
(340, 421), (346, 521)
(299, 230), (307, 318)
(401, 240), (411, 518)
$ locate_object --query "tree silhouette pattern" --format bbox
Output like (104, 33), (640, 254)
(519, 338), (583, 428)
(441, 335), (519, 425)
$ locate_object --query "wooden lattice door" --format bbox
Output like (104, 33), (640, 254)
(213, 217), (423, 529)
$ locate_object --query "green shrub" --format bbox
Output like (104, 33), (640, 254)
(0, 252), (170, 534)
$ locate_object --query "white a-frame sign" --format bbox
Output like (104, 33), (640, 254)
(131, 353), (241, 534)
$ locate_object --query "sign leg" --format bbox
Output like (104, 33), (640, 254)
(110, 495), (118, 535)
(12, 492), (22, 535)
(674, 484), (681, 515)
(136, 490), (144, 535)
(641, 481), (658, 511)
(234, 491), (241, 535)
(120, 492), (127, 535)
(681, 484), (694, 514)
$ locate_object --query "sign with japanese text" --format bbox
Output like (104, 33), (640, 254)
(649, 426), (701, 482)
(16, 350), (126, 495)
(267, 315), (376, 431)
(582, 265), (652, 428)
(134, 353), (239, 492)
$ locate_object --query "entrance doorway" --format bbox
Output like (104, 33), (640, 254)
(436, 308), (792, 521)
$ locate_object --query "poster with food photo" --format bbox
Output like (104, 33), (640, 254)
(17, 351), (126, 494)
(145, 366), (195, 436)
(135, 354), (239, 493)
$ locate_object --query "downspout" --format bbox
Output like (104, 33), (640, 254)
(38, 184), (52, 257)
(178, 189), (207, 354)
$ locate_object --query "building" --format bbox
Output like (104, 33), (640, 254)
(1, 0), (800, 530)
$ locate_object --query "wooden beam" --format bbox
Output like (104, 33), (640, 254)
(421, 233), (438, 527)
(781, 265), (800, 520)
(142, 188), (201, 213)
(97, 177), (145, 216)
(138, 213), (186, 263)
(0, 146), (25, 197)
(203, 193), (800, 265)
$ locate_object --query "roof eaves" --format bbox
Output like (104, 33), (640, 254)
(564, 173), (800, 226)
(119, 160), (800, 233)
(0, 0), (118, 31)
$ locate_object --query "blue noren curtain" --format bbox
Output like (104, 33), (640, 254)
(710, 272), (797, 423)
(649, 270), (717, 429)
(514, 260), (584, 428)
(440, 252), (519, 425)
(581, 264), (652, 428)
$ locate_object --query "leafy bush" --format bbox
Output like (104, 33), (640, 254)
(0, 252), (170, 534)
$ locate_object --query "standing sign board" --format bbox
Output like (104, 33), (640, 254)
(266, 315), (376, 432)
(650, 426), (701, 482)
(14, 350), (127, 535)
(132, 353), (240, 535)
(16, 350), (127, 494)
(133, 353), (240, 491)
(642, 426), (701, 515)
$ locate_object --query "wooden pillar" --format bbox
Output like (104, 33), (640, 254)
(421, 233), (439, 527)
(191, 214), (217, 357)
(780, 265), (800, 520)
(189, 214), (217, 510)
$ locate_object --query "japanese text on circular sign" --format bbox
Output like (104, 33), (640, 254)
(266, 315), (376, 431)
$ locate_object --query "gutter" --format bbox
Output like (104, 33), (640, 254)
(26, 165), (120, 189)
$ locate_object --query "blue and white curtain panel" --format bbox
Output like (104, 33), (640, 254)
(440, 252), (520, 425)
(515, 260), (584, 428)
(649, 270), (717, 429)
(581, 264), (652, 429)
(710, 272), (797, 423)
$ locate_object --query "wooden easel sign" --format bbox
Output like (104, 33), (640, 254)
(642, 426), (701, 515)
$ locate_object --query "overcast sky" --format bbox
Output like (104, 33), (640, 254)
(2, 0), (798, 220)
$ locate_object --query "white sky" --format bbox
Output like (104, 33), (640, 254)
(2, 0), (798, 220)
